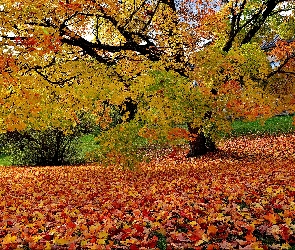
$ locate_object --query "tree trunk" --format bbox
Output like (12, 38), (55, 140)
(119, 98), (138, 123)
(186, 123), (217, 158)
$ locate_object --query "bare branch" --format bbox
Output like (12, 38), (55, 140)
(34, 69), (79, 87)
(278, 70), (295, 76)
(267, 54), (295, 79)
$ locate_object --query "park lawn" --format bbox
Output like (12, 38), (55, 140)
(229, 114), (295, 137)
(0, 154), (11, 166)
(1, 134), (295, 249)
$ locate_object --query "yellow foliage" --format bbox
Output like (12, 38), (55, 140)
(2, 234), (17, 244)
(0, 0), (294, 168)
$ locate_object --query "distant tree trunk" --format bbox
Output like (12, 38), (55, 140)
(186, 123), (207, 157)
(186, 110), (217, 158)
(205, 134), (217, 152)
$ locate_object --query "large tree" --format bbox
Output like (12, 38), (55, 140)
(0, 0), (294, 164)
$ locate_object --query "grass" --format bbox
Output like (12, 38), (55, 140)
(75, 134), (100, 158)
(0, 153), (12, 166)
(0, 114), (294, 166)
(230, 114), (295, 137)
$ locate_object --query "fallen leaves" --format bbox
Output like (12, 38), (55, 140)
(1, 133), (295, 249)
(264, 213), (278, 225)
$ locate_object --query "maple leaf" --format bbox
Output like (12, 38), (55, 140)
(280, 225), (291, 241)
(2, 132), (295, 249)
(98, 231), (108, 239)
(53, 237), (72, 245)
(264, 213), (277, 224)
(97, 238), (106, 245)
(66, 221), (76, 229)
(2, 234), (17, 244)
(245, 233), (256, 243)
(207, 225), (218, 236)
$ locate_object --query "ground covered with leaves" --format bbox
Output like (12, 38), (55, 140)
(1, 134), (295, 249)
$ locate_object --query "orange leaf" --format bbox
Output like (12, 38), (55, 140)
(207, 225), (218, 235)
(245, 233), (256, 242)
(189, 229), (203, 241)
(264, 213), (277, 224)
(67, 221), (76, 229)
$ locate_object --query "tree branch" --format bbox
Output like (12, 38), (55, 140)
(34, 68), (80, 87)
(160, 0), (176, 12)
(122, 0), (148, 29)
(241, 0), (282, 45)
(278, 70), (295, 76)
(142, 0), (161, 32)
(267, 54), (295, 79)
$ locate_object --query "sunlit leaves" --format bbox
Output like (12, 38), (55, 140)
(0, 0), (293, 167)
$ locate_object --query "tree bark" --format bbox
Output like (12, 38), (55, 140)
(186, 123), (216, 158)
(186, 124), (206, 157)
(186, 107), (217, 158)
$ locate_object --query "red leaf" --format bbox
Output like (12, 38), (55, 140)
(245, 233), (256, 243)
(67, 221), (76, 229)
(146, 235), (158, 248)
(90, 237), (96, 243)
(143, 209), (150, 218)
(130, 245), (139, 250)
(207, 244), (216, 250)
(189, 229), (203, 241)
(43, 234), (53, 241)
(134, 224), (144, 234)
(6, 221), (13, 227)
(207, 225), (218, 236)
(280, 225), (290, 241)
(69, 243), (76, 250)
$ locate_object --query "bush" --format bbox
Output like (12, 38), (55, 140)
(3, 129), (75, 165)
(1, 113), (98, 166)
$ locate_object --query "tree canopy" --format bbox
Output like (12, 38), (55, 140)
(0, 0), (295, 166)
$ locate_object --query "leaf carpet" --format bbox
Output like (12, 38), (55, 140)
(1, 134), (295, 249)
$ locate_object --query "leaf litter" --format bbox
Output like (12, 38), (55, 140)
(1, 134), (295, 249)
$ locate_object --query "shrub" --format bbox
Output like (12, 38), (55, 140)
(1, 113), (97, 166)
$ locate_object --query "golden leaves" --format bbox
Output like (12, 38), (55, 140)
(2, 234), (17, 244)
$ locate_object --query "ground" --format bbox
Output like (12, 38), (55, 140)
(1, 133), (295, 249)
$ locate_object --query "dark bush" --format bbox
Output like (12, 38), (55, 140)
(1, 113), (97, 166)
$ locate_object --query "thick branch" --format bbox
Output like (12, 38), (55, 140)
(279, 71), (295, 76)
(223, 1), (285, 52)
(241, 1), (282, 45)
(223, 1), (264, 52)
